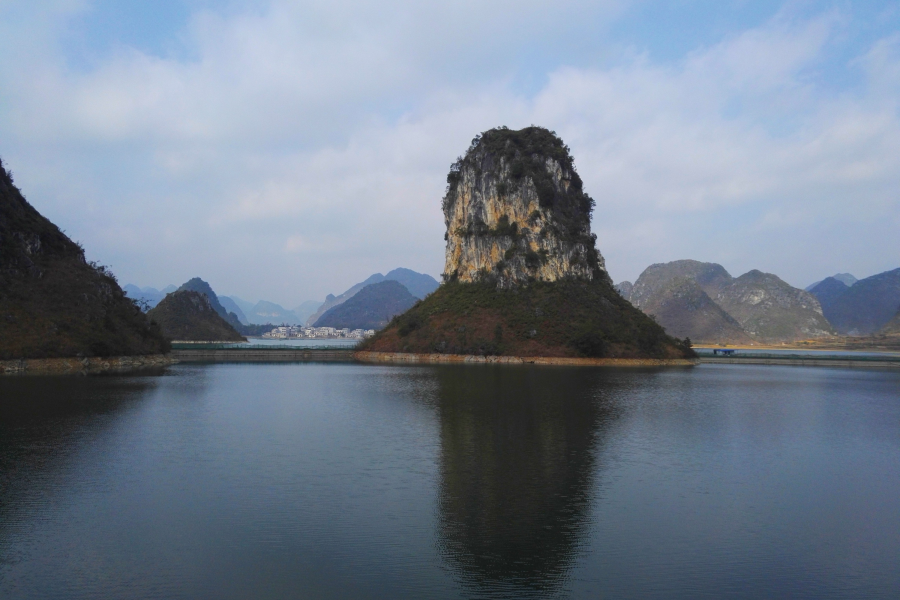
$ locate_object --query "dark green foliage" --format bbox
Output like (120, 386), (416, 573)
(524, 250), (541, 269)
(0, 157), (170, 359)
(571, 329), (608, 358)
(147, 291), (246, 342)
(361, 278), (695, 359)
(398, 312), (422, 337)
(494, 215), (518, 237)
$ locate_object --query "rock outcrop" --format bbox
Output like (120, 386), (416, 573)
(0, 157), (169, 359)
(147, 290), (246, 342)
(629, 260), (733, 308)
(714, 270), (832, 341)
(636, 277), (752, 344)
(623, 260), (832, 343)
(442, 127), (603, 287)
(361, 127), (694, 360)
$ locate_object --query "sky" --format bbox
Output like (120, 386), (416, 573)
(1, 0), (898, 306)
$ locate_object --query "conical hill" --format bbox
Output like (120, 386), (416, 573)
(360, 127), (694, 360)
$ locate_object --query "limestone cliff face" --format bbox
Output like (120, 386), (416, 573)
(442, 127), (605, 288)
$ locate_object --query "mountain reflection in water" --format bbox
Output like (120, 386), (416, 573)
(433, 366), (616, 596)
(1, 363), (898, 599)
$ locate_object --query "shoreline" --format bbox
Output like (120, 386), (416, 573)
(354, 351), (698, 367)
(0, 354), (177, 375)
(693, 343), (900, 355)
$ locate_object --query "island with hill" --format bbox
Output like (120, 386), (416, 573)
(357, 126), (695, 365)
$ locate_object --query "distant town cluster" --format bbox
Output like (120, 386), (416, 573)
(262, 325), (375, 339)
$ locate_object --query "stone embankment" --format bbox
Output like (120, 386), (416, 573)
(1, 354), (176, 375)
(355, 351), (697, 367)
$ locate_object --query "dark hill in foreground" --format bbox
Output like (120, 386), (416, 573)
(147, 291), (246, 342)
(0, 158), (168, 359)
(314, 280), (417, 330)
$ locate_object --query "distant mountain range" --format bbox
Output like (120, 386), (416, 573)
(618, 260), (832, 343)
(122, 267), (437, 333)
(314, 280), (418, 330)
(808, 268), (900, 335)
(305, 268), (439, 326)
(122, 284), (177, 309)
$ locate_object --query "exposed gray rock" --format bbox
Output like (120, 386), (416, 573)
(442, 127), (604, 288)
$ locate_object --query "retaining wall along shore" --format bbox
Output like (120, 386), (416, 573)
(1, 354), (176, 375)
(354, 351), (698, 367)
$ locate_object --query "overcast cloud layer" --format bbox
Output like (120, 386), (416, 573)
(1, 1), (898, 305)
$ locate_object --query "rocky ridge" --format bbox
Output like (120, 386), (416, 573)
(362, 127), (693, 360)
(442, 127), (603, 287)
(620, 260), (832, 342)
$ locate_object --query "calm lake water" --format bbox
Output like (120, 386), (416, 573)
(1, 363), (898, 599)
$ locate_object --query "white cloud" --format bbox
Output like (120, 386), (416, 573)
(0, 1), (898, 302)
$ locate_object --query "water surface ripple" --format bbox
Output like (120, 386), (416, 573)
(1, 363), (898, 599)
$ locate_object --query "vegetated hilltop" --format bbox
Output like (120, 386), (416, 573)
(621, 260), (832, 343)
(147, 291), (246, 342)
(305, 268), (439, 325)
(809, 268), (900, 335)
(0, 158), (169, 359)
(176, 278), (244, 329)
(361, 126), (693, 360)
(314, 280), (418, 330)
